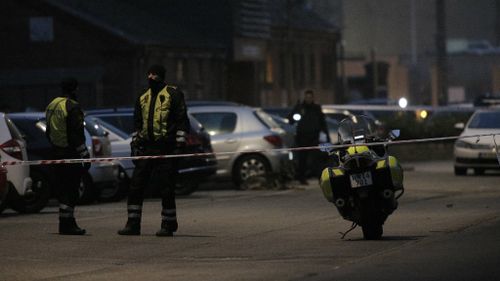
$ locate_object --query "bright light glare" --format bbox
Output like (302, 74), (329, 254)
(293, 113), (302, 121)
(419, 110), (428, 119)
(398, 98), (408, 109)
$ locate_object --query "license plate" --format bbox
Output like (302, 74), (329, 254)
(350, 172), (373, 188)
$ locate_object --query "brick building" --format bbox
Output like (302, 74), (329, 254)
(0, 0), (339, 111)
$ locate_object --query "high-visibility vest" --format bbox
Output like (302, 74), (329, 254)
(139, 86), (172, 141)
(45, 97), (76, 147)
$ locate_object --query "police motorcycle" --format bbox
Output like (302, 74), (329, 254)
(319, 115), (404, 240)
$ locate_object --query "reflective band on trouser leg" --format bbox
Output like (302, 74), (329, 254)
(59, 204), (74, 218)
(161, 209), (177, 222)
(127, 204), (142, 219)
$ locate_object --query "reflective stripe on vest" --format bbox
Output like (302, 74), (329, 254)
(139, 86), (172, 141)
(46, 97), (70, 147)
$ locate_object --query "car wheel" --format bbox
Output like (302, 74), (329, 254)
(175, 180), (199, 196)
(233, 154), (271, 187)
(78, 172), (96, 205)
(98, 167), (129, 202)
(474, 168), (485, 176)
(9, 169), (51, 213)
(454, 167), (467, 176)
(0, 183), (9, 214)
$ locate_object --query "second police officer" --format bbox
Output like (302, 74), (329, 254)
(45, 77), (90, 235)
(118, 65), (190, 237)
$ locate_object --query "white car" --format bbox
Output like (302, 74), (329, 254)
(454, 110), (500, 175)
(0, 113), (32, 214)
(9, 112), (120, 206)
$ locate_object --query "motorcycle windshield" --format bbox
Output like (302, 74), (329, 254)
(338, 115), (378, 144)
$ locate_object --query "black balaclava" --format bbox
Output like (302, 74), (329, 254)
(60, 77), (78, 100)
(148, 64), (166, 95)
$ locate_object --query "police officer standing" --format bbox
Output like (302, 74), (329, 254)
(288, 90), (330, 185)
(46, 77), (90, 235)
(118, 65), (189, 237)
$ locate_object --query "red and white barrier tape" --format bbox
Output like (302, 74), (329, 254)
(1, 133), (499, 167)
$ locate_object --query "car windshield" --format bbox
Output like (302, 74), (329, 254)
(468, 112), (500, 129)
(90, 114), (135, 137)
(338, 115), (378, 144)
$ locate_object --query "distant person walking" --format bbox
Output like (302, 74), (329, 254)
(288, 90), (330, 185)
(45, 77), (90, 235)
(118, 65), (190, 237)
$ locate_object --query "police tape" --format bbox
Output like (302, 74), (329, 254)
(1, 133), (499, 167)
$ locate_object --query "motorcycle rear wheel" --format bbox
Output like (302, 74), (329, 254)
(362, 223), (383, 240)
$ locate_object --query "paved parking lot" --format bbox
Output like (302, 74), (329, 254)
(1, 161), (500, 281)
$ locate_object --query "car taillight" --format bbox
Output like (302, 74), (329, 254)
(92, 137), (103, 157)
(264, 135), (283, 148)
(186, 133), (202, 146)
(0, 139), (24, 160)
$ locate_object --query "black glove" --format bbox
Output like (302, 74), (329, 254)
(77, 145), (91, 171)
(130, 133), (145, 165)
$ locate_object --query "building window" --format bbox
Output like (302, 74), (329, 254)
(310, 53), (316, 84)
(197, 59), (204, 83)
(321, 54), (334, 89)
(29, 17), (54, 42)
(265, 54), (273, 84)
(176, 58), (188, 83)
(279, 52), (286, 88)
(294, 53), (305, 88)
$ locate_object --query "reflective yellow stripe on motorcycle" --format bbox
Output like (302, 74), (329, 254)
(347, 146), (369, 155)
(376, 160), (386, 169)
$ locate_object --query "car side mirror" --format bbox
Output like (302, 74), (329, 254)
(389, 130), (400, 140)
(454, 123), (465, 130)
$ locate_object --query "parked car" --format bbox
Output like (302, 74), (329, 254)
(85, 110), (217, 196)
(454, 110), (500, 175)
(188, 105), (291, 186)
(9, 112), (119, 205)
(0, 162), (7, 213)
(0, 113), (32, 213)
(267, 113), (339, 145)
(264, 106), (356, 123)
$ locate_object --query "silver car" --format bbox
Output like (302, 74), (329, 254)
(188, 105), (291, 186)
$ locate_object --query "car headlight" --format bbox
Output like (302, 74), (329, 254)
(455, 140), (472, 149)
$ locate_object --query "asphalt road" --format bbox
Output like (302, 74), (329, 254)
(1, 161), (500, 281)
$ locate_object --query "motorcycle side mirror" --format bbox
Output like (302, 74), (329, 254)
(389, 130), (400, 140)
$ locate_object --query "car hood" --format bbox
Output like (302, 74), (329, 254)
(460, 128), (500, 144)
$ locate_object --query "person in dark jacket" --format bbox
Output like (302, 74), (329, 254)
(288, 90), (330, 185)
(118, 64), (190, 237)
(45, 77), (90, 235)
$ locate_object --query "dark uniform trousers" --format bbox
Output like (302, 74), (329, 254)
(128, 146), (178, 231)
(296, 134), (320, 181)
(51, 148), (83, 217)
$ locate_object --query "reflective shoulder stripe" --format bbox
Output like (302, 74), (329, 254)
(332, 168), (344, 176)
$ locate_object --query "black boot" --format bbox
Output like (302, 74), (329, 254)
(156, 220), (177, 237)
(59, 218), (86, 235)
(117, 218), (141, 235)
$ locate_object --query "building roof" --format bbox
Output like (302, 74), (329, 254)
(43, 0), (337, 48)
(44, 0), (232, 48)
(269, 0), (338, 33)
